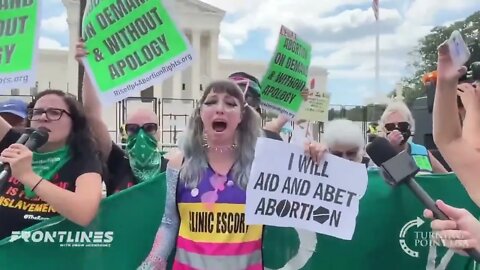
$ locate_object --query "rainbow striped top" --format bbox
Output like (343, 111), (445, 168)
(173, 166), (263, 270)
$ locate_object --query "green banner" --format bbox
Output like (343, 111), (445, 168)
(264, 171), (479, 270)
(0, 0), (39, 91)
(82, 0), (194, 105)
(260, 25), (312, 118)
(0, 172), (167, 270)
(0, 171), (478, 270)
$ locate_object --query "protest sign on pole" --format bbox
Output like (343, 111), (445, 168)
(260, 26), (312, 119)
(297, 92), (330, 123)
(81, 0), (194, 105)
(0, 0), (40, 92)
(246, 138), (368, 240)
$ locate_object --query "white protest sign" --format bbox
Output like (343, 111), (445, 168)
(246, 138), (368, 240)
(290, 121), (312, 146)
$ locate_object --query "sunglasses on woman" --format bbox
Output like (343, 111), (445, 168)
(384, 122), (410, 132)
(125, 123), (158, 136)
(28, 108), (71, 121)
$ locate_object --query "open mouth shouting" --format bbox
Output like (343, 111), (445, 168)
(212, 120), (228, 133)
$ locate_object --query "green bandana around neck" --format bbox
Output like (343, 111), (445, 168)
(27, 146), (71, 199)
(126, 129), (162, 182)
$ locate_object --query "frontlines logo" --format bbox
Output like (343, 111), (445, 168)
(10, 231), (114, 248)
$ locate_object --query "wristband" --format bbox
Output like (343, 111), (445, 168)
(32, 178), (44, 191)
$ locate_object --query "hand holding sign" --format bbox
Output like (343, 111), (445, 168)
(246, 138), (368, 240)
(303, 140), (327, 164)
(447, 30), (471, 69)
(437, 41), (468, 85)
(75, 39), (88, 63)
(81, 0), (194, 105)
(260, 26), (312, 118)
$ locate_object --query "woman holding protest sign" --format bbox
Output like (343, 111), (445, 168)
(138, 80), (324, 270)
(75, 40), (168, 196)
(0, 90), (103, 240)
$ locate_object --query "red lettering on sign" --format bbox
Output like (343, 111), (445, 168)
(8, 176), (19, 185)
(5, 186), (18, 196)
(55, 182), (69, 189)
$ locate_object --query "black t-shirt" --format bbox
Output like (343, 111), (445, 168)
(263, 129), (283, 141)
(105, 142), (168, 196)
(0, 129), (103, 240)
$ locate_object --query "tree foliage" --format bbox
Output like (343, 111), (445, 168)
(328, 104), (386, 122)
(401, 11), (480, 106)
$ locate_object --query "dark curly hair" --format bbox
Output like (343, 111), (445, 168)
(26, 90), (101, 161)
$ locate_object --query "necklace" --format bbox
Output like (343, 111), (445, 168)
(203, 143), (237, 153)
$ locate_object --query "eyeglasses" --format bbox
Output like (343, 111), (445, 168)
(384, 122), (410, 132)
(28, 108), (71, 121)
(330, 149), (359, 159)
(125, 123), (158, 136)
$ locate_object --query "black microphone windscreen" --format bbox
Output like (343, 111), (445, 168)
(25, 128), (49, 150)
(366, 137), (398, 166)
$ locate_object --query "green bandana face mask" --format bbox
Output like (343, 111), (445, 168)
(126, 129), (162, 182)
(27, 146), (71, 199)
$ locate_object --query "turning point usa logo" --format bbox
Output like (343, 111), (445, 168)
(10, 231), (114, 248)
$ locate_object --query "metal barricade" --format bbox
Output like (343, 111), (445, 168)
(160, 98), (195, 146)
(0, 94), (34, 103)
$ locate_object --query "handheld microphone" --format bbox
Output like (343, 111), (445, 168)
(0, 128), (49, 185)
(0, 132), (31, 190)
(366, 137), (480, 262)
(0, 128), (36, 169)
(23, 127), (49, 152)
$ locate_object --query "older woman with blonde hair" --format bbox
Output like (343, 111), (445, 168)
(379, 101), (447, 174)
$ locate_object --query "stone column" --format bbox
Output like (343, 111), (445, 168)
(154, 83), (163, 99)
(172, 73), (182, 99)
(62, 0), (80, 95)
(191, 30), (201, 101)
(209, 29), (220, 80)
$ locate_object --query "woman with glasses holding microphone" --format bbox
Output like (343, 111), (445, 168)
(0, 90), (103, 240)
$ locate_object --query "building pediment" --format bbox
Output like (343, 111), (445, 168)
(177, 0), (225, 17)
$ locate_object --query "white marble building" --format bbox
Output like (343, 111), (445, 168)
(8, 0), (328, 146)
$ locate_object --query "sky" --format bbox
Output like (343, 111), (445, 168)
(39, 0), (480, 105)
